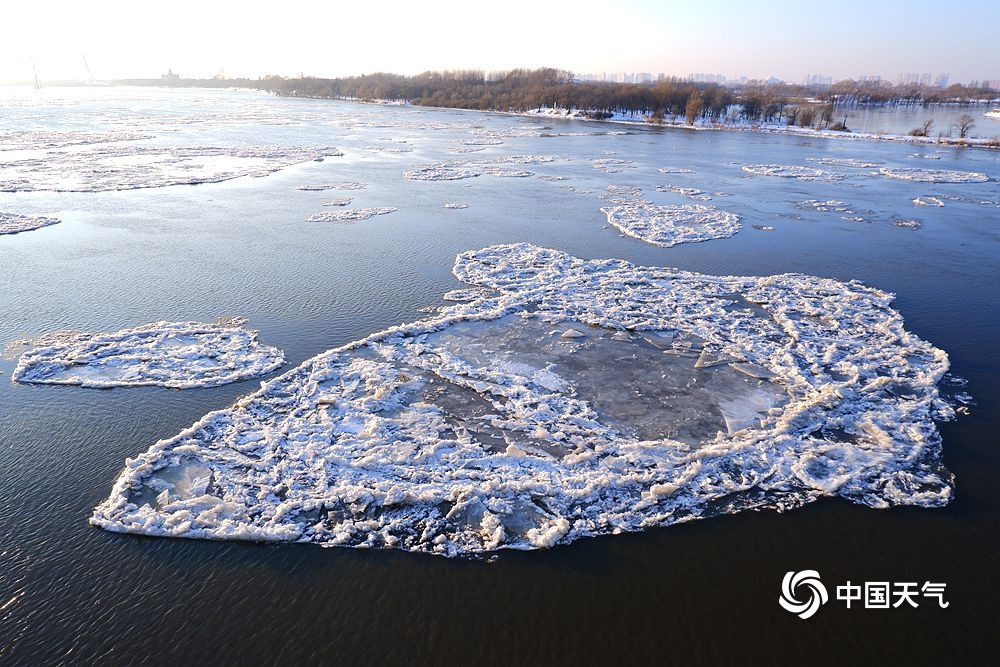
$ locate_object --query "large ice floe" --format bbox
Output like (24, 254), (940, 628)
(0, 212), (60, 235)
(602, 203), (741, 246)
(91, 245), (957, 556)
(13, 319), (283, 389)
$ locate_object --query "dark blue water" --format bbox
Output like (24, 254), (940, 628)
(1, 87), (997, 665)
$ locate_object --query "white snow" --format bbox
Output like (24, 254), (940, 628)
(601, 203), (741, 247)
(0, 212), (60, 235)
(13, 318), (284, 389)
(91, 244), (957, 556)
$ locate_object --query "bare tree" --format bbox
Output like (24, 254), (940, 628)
(956, 114), (976, 139)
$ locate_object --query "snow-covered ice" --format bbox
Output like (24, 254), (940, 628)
(0, 212), (60, 235)
(91, 244), (958, 556)
(13, 319), (284, 389)
(601, 203), (741, 247)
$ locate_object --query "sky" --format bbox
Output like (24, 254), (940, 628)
(2, 0), (997, 85)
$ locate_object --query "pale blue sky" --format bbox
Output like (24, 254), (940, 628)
(2, 0), (996, 84)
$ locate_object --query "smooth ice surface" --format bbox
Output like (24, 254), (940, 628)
(0, 212), (60, 235)
(602, 203), (741, 247)
(92, 245), (956, 556)
(13, 319), (284, 389)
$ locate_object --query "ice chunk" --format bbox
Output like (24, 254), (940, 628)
(13, 318), (284, 389)
(0, 212), (60, 235)
(92, 244), (958, 557)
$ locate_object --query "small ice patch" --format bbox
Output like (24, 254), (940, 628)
(13, 318), (284, 389)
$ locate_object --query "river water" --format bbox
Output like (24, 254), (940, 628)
(1, 86), (997, 664)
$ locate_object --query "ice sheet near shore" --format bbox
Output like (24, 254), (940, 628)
(13, 319), (284, 389)
(91, 244), (958, 556)
(0, 212), (60, 235)
(0, 144), (342, 192)
(602, 203), (741, 246)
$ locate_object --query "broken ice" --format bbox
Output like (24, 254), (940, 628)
(91, 245), (958, 557)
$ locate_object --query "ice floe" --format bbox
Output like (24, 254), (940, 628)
(656, 185), (712, 201)
(405, 163), (482, 181)
(13, 318), (283, 389)
(443, 203), (468, 209)
(0, 212), (60, 235)
(742, 164), (837, 181)
(91, 244), (958, 556)
(306, 207), (398, 223)
(878, 167), (989, 183)
(601, 203), (741, 247)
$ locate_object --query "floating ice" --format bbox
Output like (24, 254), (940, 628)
(878, 168), (989, 183)
(306, 207), (397, 223)
(808, 157), (881, 169)
(592, 158), (634, 173)
(752, 225), (775, 231)
(657, 167), (695, 174)
(405, 163), (482, 181)
(742, 164), (836, 181)
(892, 218), (923, 229)
(912, 197), (944, 207)
(322, 198), (353, 207)
(443, 203), (468, 209)
(0, 145), (343, 192)
(0, 212), (60, 235)
(607, 185), (643, 197)
(0, 130), (153, 151)
(91, 245), (960, 556)
(601, 203), (741, 247)
(656, 185), (712, 201)
(13, 319), (284, 389)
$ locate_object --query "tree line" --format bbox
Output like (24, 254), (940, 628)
(187, 68), (997, 128)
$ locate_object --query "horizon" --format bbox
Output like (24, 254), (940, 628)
(2, 0), (997, 86)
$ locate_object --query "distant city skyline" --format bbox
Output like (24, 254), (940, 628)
(3, 0), (997, 86)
